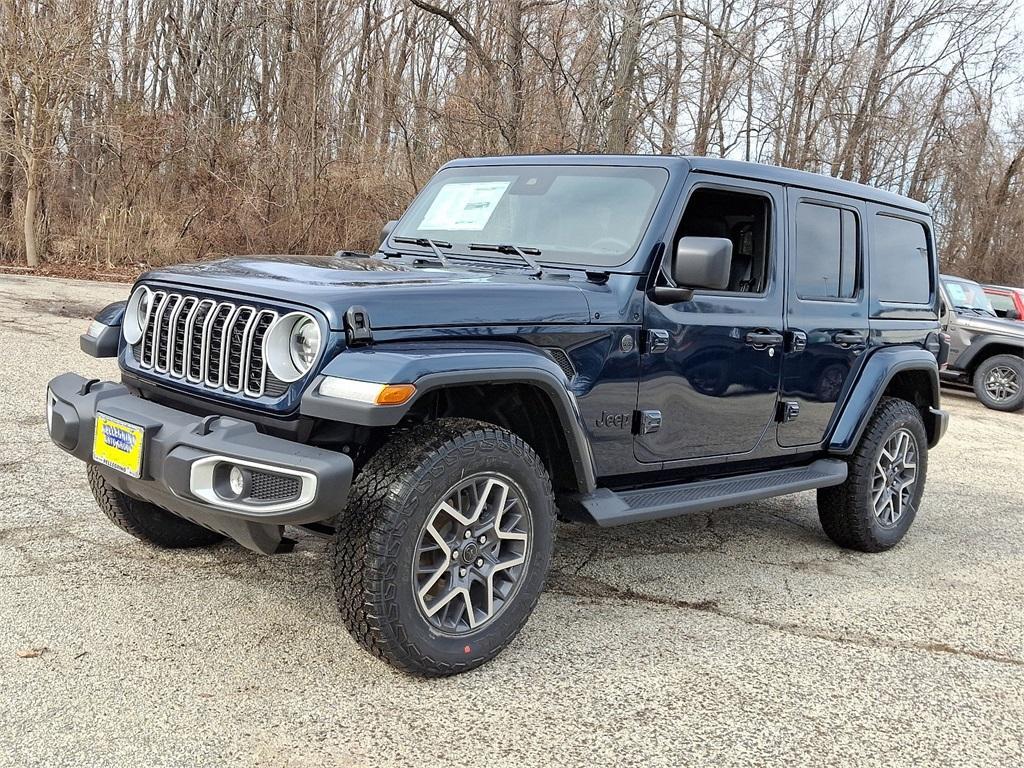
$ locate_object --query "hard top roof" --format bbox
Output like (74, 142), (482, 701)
(445, 154), (930, 216)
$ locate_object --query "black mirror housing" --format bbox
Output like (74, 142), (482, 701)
(673, 236), (733, 291)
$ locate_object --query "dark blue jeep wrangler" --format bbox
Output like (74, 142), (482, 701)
(47, 156), (949, 676)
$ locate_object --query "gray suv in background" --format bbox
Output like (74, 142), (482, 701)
(940, 274), (1024, 411)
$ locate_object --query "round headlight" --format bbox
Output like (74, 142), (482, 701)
(264, 312), (323, 383)
(123, 285), (153, 345)
(290, 317), (320, 370)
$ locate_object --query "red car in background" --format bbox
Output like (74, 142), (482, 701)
(983, 285), (1024, 321)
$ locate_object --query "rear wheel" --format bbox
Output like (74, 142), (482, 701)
(332, 418), (556, 676)
(817, 397), (928, 552)
(972, 354), (1024, 411)
(87, 465), (225, 548)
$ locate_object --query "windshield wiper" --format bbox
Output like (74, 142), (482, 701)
(469, 242), (543, 276)
(392, 236), (452, 268)
(954, 304), (994, 317)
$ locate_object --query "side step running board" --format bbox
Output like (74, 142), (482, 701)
(579, 459), (848, 527)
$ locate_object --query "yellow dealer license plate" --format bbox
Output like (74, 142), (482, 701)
(92, 414), (144, 478)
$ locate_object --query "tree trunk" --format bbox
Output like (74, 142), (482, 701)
(0, 109), (12, 221)
(606, 0), (643, 154)
(24, 161), (40, 267)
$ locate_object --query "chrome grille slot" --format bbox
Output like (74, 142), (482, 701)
(223, 307), (255, 393)
(153, 293), (179, 372)
(169, 296), (197, 377)
(185, 300), (216, 382)
(245, 311), (278, 396)
(204, 304), (235, 388)
(133, 290), (286, 399)
(139, 291), (166, 368)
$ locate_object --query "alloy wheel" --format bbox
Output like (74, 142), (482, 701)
(412, 473), (532, 635)
(984, 365), (1020, 402)
(872, 427), (919, 528)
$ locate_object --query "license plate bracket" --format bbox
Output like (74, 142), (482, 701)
(92, 413), (145, 478)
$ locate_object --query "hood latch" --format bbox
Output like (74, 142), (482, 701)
(344, 305), (373, 346)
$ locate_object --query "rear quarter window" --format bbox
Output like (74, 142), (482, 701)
(871, 214), (932, 304)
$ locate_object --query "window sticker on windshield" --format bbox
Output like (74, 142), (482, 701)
(418, 181), (510, 231)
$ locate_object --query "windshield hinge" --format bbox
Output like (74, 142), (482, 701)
(344, 305), (373, 346)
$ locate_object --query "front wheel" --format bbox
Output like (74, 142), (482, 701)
(817, 397), (928, 552)
(332, 418), (556, 676)
(972, 354), (1024, 411)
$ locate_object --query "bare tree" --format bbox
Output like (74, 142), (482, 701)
(0, 0), (1019, 283)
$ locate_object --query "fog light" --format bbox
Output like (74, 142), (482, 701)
(229, 466), (245, 497)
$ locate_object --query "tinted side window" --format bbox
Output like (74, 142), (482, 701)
(675, 188), (771, 293)
(872, 215), (932, 304)
(987, 292), (1013, 314)
(794, 203), (858, 299)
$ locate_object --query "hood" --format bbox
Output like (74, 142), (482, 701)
(140, 254), (594, 330)
(953, 310), (1024, 339)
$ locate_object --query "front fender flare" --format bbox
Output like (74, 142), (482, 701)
(300, 342), (597, 494)
(954, 334), (1024, 372)
(80, 300), (126, 358)
(828, 347), (943, 453)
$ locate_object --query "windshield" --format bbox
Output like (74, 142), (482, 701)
(943, 277), (996, 316)
(390, 165), (669, 268)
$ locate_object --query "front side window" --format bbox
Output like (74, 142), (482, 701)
(392, 165), (669, 268)
(673, 187), (771, 293)
(986, 292), (1014, 315)
(871, 215), (932, 304)
(794, 202), (859, 300)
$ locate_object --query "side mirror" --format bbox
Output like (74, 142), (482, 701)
(651, 236), (734, 304)
(673, 236), (733, 290)
(379, 219), (398, 248)
(1007, 308), (1021, 321)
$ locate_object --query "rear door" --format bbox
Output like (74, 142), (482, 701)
(778, 190), (869, 447)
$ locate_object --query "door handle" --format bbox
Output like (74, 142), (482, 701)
(833, 331), (866, 346)
(745, 330), (784, 347)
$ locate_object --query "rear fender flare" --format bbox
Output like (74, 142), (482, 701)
(828, 347), (941, 453)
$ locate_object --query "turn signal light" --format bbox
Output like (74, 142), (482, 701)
(376, 384), (416, 405)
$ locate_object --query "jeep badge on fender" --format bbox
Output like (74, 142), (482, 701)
(50, 155), (948, 676)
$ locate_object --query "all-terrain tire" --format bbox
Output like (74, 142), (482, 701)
(331, 418), (556, 677)
(972, 354), (1024, 412)
(87, 465), (225, 548)
(817, 397), (928, 553)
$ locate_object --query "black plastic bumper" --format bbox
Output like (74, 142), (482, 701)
(47, 372), (353, 553)
(928, 406), (949, 447)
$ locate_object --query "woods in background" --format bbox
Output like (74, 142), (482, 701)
(0, 0), (1022, 283)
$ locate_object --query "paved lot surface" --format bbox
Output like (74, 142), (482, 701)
(1, 274), (1022, 767)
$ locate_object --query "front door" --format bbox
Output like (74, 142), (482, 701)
(635, 177), (785, 463)
(777, 190), (869, 447)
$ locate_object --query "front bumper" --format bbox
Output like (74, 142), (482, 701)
(928, 406), (949, 447)
(47, 372), (353, 553)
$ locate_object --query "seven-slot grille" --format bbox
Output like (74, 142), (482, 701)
(133, 291), (281, 398)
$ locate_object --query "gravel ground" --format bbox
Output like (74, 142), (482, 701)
(1, 274), (1022, 768)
